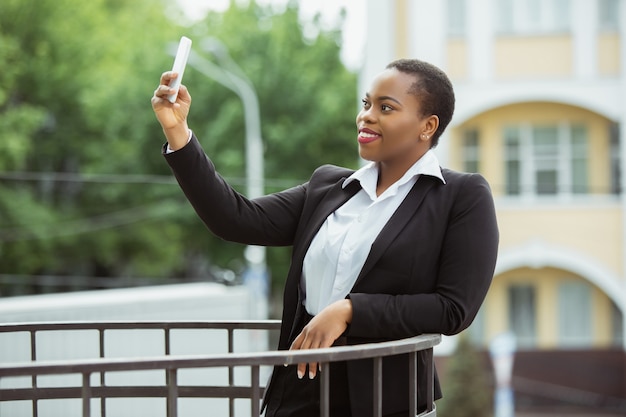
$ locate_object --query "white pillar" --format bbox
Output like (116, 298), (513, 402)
(407, 0), (449, 164)
(572, 0), (597, 79)
(409, 0), (446, 67)
(467, 0), (494, 81)
(619, 0), (626, 352)
(359, 0), (395, 99)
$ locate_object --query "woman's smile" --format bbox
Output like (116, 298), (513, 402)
(357, 127), (381, 144)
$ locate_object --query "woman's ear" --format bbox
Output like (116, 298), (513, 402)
(423, 115), (439, 138)
(419, 115), (439, 142)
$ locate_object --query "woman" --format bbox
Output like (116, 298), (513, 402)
(152, 58), (499, 417)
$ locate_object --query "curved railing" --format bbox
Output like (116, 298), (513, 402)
(0, 321), (440, 417)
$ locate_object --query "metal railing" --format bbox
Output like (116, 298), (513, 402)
(0, 321), (440, 417)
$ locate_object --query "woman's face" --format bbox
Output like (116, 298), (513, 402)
(356, 68), (434, 167)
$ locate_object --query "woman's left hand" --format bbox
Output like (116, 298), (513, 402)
(289, 299), (353, 379)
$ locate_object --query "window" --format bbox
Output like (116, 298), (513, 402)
(599, 0), (620, 31)
(504, 128), (522, 195)
(503, 124), (588, 196)
(447, 0), (466, 36)
(497, 0), (570, 34)
(610, 300), (623, 347)
(571, 126), (589, 194)
(508, 285), (536, 347)
(610, 122), (621, 195)
(558, 281), (592, 347)
(533, 126), (559, 194)
(462, 129), (480, 173)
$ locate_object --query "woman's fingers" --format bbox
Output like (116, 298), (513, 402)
(287, 302), (352, 379)
(290, 332), (312, 379)
(176, 84), (192, 105)
(289, 327), (331, 379)
(160, 71), (178, 86)
(154, 84), (175, 99)
(153, 72), (183, 104)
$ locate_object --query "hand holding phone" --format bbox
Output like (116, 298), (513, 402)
(167, 36), (192, 103)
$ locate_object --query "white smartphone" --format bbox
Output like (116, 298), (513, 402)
(167, 36), (192, 103)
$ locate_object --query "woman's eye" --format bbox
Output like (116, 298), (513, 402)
(381, 104), (393, 112)
(361, 99), (370, 108)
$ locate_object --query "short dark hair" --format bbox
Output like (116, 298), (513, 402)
(386, 59), (455, 148)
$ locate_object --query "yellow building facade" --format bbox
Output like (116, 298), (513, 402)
(360, 0), (626, 351)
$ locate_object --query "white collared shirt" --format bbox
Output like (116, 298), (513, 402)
(302, 150), (446, 315)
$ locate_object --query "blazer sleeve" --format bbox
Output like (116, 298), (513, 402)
(164, 134), (306, 246)
(347, 172), (499, 339)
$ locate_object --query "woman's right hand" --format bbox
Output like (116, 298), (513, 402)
(151, 71), (192, 150)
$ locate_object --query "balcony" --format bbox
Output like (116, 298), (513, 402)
(0, 320), (441, 417)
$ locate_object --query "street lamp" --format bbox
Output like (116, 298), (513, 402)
(197, 38), (264, 201)
(490, 332), (517, 417)
(167, 38), (268, 319)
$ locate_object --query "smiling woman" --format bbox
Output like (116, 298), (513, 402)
(152, 56), (499, 416)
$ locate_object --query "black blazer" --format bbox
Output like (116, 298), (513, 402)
(165, 135), (499, 416)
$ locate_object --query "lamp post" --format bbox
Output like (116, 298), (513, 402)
(197, 38), (264, 202)
(168, 39), (268, 319)
(489, 332), (517, 417)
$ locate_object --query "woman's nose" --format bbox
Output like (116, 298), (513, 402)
(357, 107), (375, 124)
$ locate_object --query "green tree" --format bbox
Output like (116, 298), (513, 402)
(437, 334), (493, 417)
(181, 1), (359, 294)
(0, 0), (358, 301)
(0, 0), (188, 282)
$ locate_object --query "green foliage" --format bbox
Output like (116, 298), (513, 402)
(0, 0), (358, 298)
(0, 0), (182, 281)
(182, 1), (358, 290)
(437, 334), (493, 417)
(0, 13), (46, 170)
(185, 1), (358, 183)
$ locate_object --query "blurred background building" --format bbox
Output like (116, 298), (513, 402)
(359, 0), (625, 414)
(2, 0), (625, 414)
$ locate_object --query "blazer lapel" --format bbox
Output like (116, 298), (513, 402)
(294, 179), (362, 262)
(354, 177), (437, 287)
(285, 179), (362, 343)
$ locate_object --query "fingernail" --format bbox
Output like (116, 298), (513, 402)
(297, 369), (304, 379)
(309, 370), (315, 379)
(283, 363), (288, 367)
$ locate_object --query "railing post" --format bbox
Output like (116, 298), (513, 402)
(30, 330), (38, 417)
(251, 365), (260, 417)
(167, 368), (178, 417)
(409, 351), (417, 416)
(82, 372), (91, 417)
(99, 328), (106, 417)
(426, 348), (434, 413)
(164, 327), (173, 417)
(228, 328), (235, 417)
(373, 357), (382, 417)
(165, 328), (171, 355)
(320, 362), (330, 417)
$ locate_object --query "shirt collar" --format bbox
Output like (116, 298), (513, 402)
(342, 149), (446, 194)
